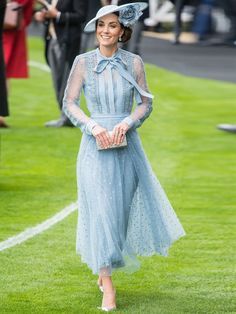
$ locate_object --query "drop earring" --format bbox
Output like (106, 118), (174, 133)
(119, 36), (122, 42)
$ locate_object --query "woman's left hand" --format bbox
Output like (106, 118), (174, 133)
(111, 122), (129, 145)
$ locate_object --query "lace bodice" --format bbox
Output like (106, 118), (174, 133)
(63, 48), (153, 134)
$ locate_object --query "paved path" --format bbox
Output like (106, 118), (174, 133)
(141, 34), (236, 83)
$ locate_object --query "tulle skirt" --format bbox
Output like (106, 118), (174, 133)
(76, 114), (186, 275)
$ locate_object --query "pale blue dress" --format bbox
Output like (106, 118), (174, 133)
(63, 48), (186, 276)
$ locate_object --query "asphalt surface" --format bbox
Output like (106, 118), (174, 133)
(29, 22), (236, 84)
(141, 35), (236, 83)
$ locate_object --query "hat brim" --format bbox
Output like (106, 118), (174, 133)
(84, 2), (148, 33)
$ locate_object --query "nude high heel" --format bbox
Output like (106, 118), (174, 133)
(97, 289), (116, 312)
(97, 279), (104, 293)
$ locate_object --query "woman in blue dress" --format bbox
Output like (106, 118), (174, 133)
(63, 3), (186, 311)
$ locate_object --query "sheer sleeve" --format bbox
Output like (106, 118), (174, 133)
(122, 55), (153, 129)
(63, 56), (98, 135)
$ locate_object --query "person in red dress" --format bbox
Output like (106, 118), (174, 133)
(3, 0), (34, 80)
(0, 0), (9, 128)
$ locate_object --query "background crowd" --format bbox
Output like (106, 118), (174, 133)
(0, 0), (235, 130)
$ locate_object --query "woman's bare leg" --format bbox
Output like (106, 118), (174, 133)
(0, 80), (9, 127)
(0, 116), (8, 128)
(101, 276), (116, 309)
(97, 274), (103, 290)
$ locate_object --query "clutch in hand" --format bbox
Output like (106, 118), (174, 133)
(96, 131), (127, 150)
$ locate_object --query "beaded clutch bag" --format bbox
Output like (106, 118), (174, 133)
(96, 132), (127, 150)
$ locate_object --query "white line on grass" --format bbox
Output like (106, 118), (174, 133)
(0, 202), (77, 252)
(0, 61), (74, 252)
(0, 61), (76, 252)
(28, 60), (51, 72)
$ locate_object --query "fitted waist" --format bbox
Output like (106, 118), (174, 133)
(90, 113), (130, 131)
(91, 113), (130, 119)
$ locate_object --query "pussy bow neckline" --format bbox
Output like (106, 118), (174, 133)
(94, 48), (127, 72)
(94, 48), (153, 101)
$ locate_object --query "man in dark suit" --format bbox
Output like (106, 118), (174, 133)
(35, 0), (88, 127)
(170, 0), (199, 44)
(80, 0), (102, 53)
(0, 0), (9, 128)
(217, 0), (236, 46)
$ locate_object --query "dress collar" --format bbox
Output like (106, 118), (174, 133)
(94, 48), (153, 101)
(96, 47), (120, 60)
(95, 48), (127, 69)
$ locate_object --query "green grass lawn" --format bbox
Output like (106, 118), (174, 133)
(0, 37), (235, 313)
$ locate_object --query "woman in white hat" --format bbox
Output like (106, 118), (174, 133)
(63, 2), (186, 311)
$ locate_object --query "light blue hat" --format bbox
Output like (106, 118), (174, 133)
(84, 2), (148, 33)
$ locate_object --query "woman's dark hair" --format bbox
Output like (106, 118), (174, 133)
(114, 12), (132, 43)
(120, 26), (132, 43)
(95, 12), (132, 43)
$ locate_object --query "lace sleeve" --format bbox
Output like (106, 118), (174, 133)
(122, 55), (153, 129)
(63, 56), (98, 134)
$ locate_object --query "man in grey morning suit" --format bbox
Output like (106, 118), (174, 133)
(35, 0), (88, 127)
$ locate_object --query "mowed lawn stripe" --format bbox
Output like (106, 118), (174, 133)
(0, 37), (235, 313)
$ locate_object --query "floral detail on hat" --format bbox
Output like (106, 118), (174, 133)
(118, 4), (143, 27)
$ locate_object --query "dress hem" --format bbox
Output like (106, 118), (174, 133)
(76, 230), (186, 275)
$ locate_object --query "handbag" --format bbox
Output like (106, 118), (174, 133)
(96, 131), (127, 150)
(3, 1), (22, 30)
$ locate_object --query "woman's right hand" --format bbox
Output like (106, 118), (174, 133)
(92, 125), (112, 149)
